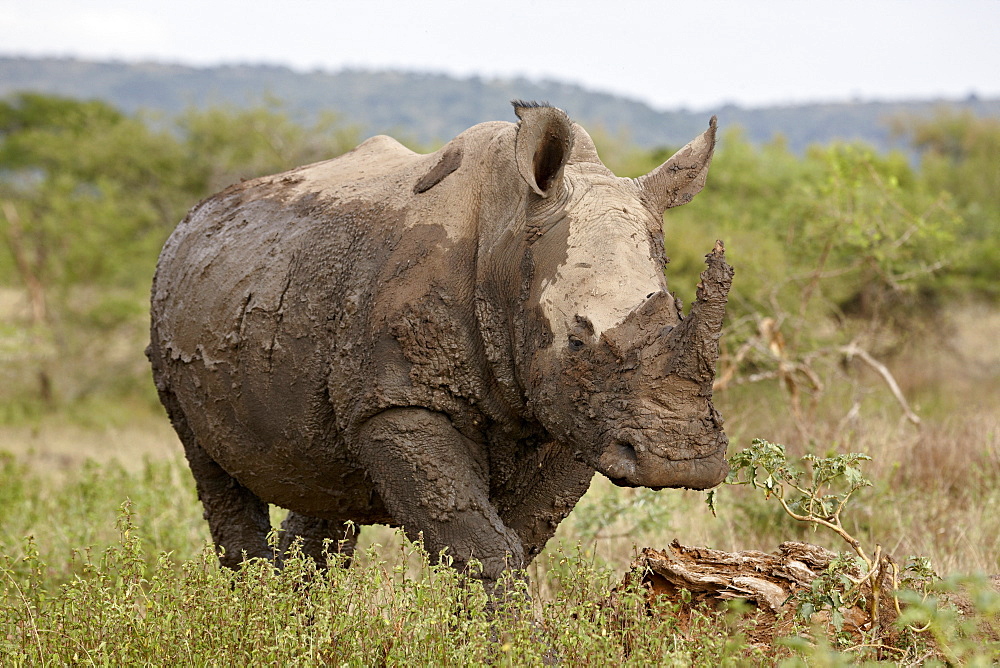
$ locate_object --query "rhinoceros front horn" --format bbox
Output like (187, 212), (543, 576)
(664, 239), (734, 386)
(636, 116), (718, 213)
(597, 241), (733, 491)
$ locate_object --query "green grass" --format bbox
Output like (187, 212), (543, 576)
(0, 465), (759, 665)
(2, 395), (999, 664)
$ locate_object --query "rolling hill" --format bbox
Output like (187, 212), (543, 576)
(2, 55), (998, 153)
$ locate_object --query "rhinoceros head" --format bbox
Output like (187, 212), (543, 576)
(490, 103), (733, 490)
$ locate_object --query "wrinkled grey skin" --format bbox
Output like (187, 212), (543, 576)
(147, 103), (734, 589)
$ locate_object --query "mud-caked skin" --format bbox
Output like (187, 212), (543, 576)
(147, 102), (734, 588)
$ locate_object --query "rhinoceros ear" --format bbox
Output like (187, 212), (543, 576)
(513, 101), (574, 198)
(637, 116), (718, 213)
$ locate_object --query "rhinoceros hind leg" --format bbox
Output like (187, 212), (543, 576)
(278, 512), (358, 567)
(150, 336), (273, 569)
(158, 389), (273, 569)
(180, 435), (273, 569)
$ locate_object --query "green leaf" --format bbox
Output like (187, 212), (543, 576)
(706, 489), (718, 517)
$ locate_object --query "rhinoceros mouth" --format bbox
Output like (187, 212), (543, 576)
(597, 436), (729, 491)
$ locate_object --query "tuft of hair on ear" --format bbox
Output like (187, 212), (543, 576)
(511, 99), (552, 118)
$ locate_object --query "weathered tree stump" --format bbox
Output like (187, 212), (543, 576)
(617, 539), (884, 646)
(616, 540), (1000, 655)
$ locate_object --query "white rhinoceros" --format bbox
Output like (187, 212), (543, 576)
(147, 102), (733, 591)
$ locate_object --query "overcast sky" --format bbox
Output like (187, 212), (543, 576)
(2, 0), (997, 110)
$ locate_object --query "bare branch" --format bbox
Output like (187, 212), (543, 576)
(840, 342), (921, 426)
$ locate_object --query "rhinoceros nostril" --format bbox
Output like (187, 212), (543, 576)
(611, 438), (637, 464)
(601, 438), (639, 488)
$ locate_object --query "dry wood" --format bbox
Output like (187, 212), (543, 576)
(617, 540), (890, 645)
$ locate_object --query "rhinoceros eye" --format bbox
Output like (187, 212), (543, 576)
(568, 335), (585, 352)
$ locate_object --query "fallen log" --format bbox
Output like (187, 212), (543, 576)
(616, 539), (889, 646)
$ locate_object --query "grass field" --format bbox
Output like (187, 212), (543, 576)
(2, 304), (999, 664)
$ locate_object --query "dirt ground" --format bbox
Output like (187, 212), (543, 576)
(0, 416), (182, 472)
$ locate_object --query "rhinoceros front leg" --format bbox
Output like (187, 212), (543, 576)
(354, 407), (525, 585)
(496, 441), (596, 561)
